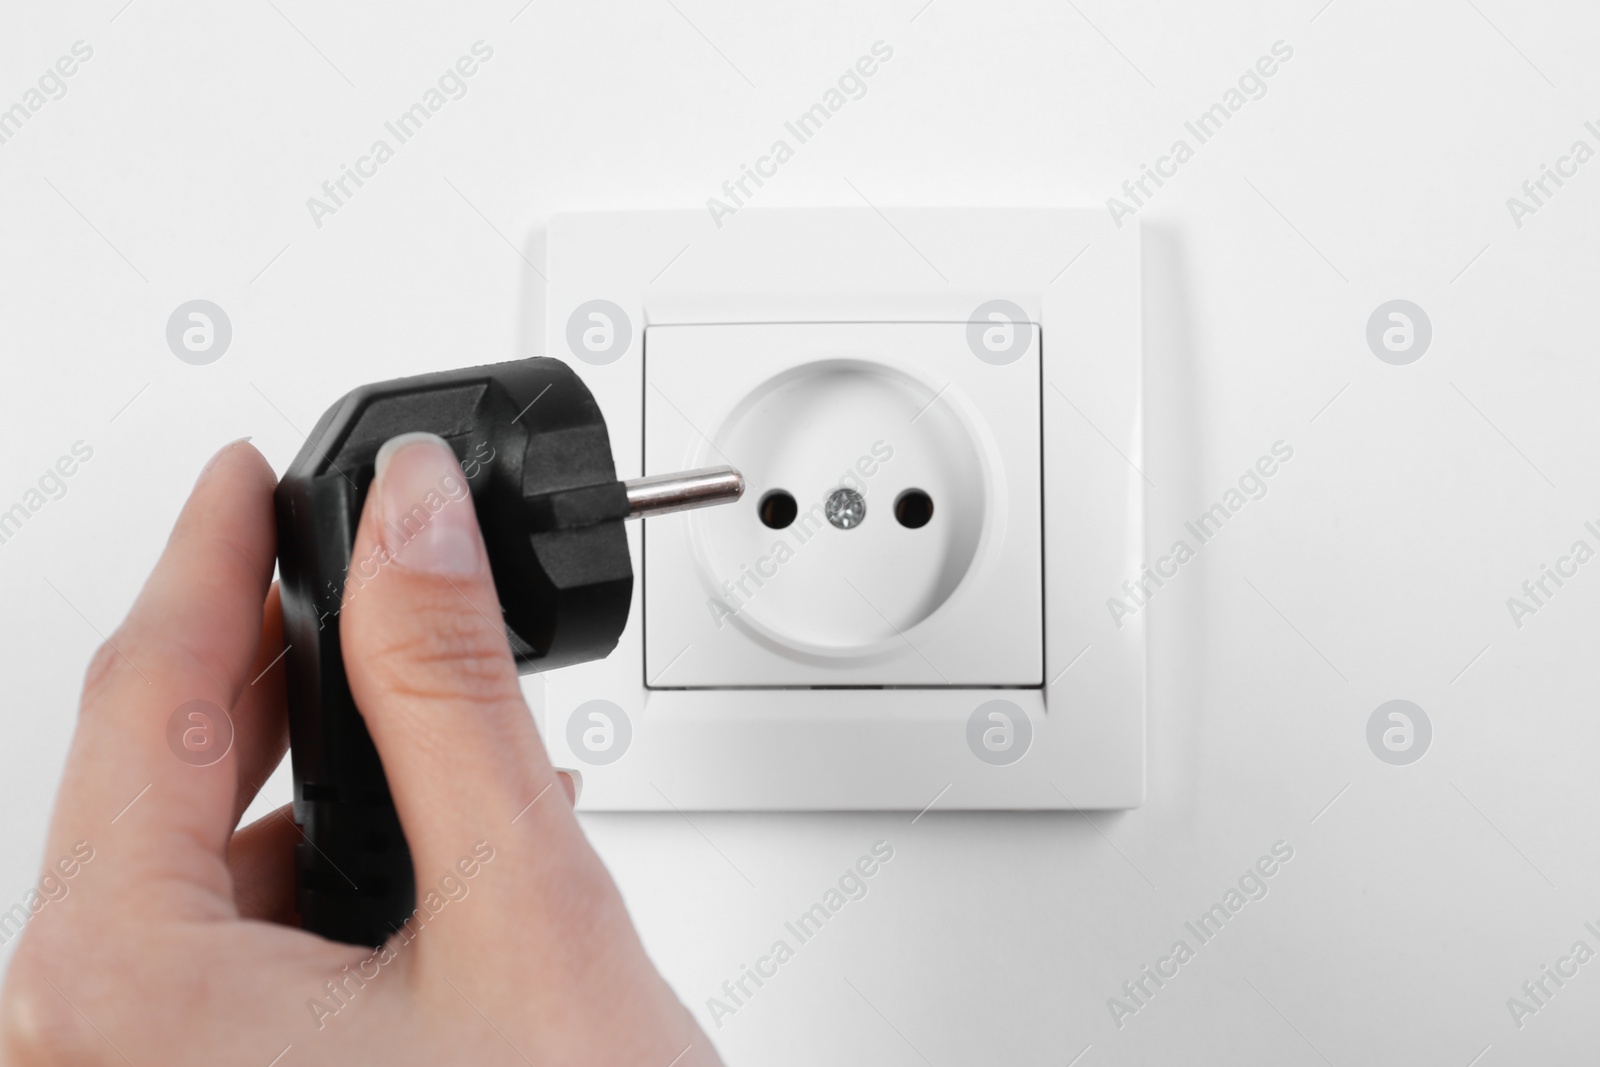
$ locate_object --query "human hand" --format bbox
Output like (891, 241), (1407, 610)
(0, 435), (720, 1066)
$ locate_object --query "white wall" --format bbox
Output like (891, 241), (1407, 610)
(1, 1), (1597, 1062)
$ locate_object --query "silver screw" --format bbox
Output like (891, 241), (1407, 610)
(825, 487), (867, 529)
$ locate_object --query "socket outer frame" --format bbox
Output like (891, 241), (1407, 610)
(543, 208), (1144, 811)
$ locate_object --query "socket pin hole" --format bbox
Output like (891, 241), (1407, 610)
(758, 490), (798, 529)
(895, 489), (934, 529)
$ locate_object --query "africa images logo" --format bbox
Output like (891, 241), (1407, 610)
(304, 42), (495, 229)
(1107, 841), (1295, 1029)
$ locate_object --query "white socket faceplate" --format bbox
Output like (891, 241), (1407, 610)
(540, 209), (1143, 811)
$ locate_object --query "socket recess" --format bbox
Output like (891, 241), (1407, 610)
(644, 322), (1042, 688)
(540, 208), (1143, 811)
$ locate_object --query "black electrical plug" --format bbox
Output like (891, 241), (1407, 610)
(273, 357), (740, 947)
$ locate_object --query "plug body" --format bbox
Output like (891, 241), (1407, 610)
(275, 356), (696, 946)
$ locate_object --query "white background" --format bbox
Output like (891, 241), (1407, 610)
(3, 1), (1599, 1063)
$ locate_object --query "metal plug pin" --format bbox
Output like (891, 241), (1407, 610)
(624, 465), (744, 519)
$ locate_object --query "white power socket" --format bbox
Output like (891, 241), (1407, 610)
(539, 208), (1143, 811)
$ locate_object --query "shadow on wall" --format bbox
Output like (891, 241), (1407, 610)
(1141, 222), (1208, 831)
(519, 225), (550, 359)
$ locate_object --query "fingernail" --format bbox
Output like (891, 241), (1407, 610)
(197, 436), (253, 483)
(373, 432), (483, 576)
(557, 770), (582, 806)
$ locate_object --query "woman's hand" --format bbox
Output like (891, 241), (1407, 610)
(0, 435), (719, 1066)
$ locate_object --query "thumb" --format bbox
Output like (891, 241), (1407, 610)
(342, 433), (705, 1056)
(340, 432), (579, 890)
